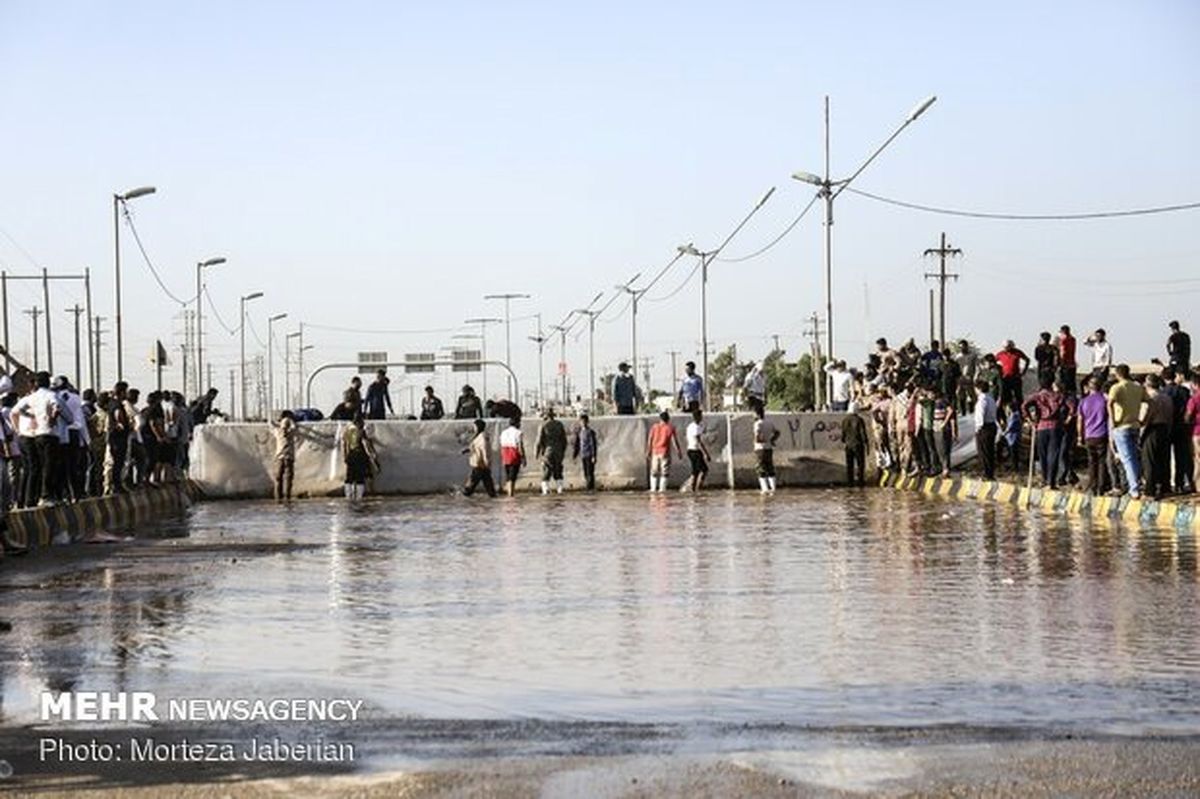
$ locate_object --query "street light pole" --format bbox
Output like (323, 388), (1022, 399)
(528, 313), (547, 410)
(677, 186), (776, 409)
(484, 293), (529, 400)
(285, 331), (301, 408)
(195, 256), (226, 393)
(113, 185), (155, 382)
(239, 291), (264, 420)
(267, 312), (287, 416)
(792, 94), (937, 402)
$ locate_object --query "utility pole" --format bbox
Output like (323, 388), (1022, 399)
(528, 313), (547, 410)
(666, 350), (680, 399)
(928, 289), (935, 346)
(803, 312), (825, 409)
(638, 356), (653, 396)
(771, 333), (782, 354)
(923, 232), (962, 347)
(24, 308), (42, 370)
(66, 304), (83, 389)
(93, 316), (105, 389)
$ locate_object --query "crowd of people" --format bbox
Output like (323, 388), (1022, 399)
(0, 347), (228, 515)
(851, 321), (1196, 501)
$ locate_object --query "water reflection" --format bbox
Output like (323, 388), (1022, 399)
(0, 490), (1195, 732)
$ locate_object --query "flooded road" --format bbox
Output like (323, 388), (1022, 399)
(2, 489), (1197, 741)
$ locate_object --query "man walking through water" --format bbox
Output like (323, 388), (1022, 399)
(646, 410), (682, 493)
(535, 407), (568, 495)
(462, 418), (496, 497)
(499, 417), (525, 497)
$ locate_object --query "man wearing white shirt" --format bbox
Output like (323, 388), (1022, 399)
(742, 362), (766, 414)
(1084, 328), (1113, 384)
(973, 379), (999, 480)
(12, 372), (61, 506)
(824, 360), (853, 412)
(55, 377), (88, 500)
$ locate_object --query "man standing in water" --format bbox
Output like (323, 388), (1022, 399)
(572, 412), (598, 491)
(499, 416), (526, 497)
(646, 410), (682, 493)
(684, 408), (711, 492)
(535, 408), (568, 495)
(462, 418), (496, 497)
(753, 404), (780, 493)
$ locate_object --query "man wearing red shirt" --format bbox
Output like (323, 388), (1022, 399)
(994, 340), (1030, 412)
(1057, 325), (1077, 394)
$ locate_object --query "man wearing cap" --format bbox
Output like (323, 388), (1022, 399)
(612, 362), (642, 415)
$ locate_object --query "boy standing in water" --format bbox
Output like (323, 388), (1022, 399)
(341, 414), (374, 500)
(272, 409), (296, 502)
(572, 413), (598, 491)
(499, 417), (526, 497)
(462, 418), (496, 497)
(645, 411), (682, 493)
(753, 405), (780, 493)
(684, 408), (711, 492)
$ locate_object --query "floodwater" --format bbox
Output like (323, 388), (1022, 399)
(2, 490), (1198, 739)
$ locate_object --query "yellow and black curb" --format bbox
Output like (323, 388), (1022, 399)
(3, 483), (197, 552)
(880, 470), (1200, 534)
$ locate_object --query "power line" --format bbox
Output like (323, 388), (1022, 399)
(203, 285), (239, 335)
(846, 187), (1200, 221)
(301, 321), (466, 335)
(121, 205), (189, 305)
(643, 260), (702, 303)
(717, 193), (821, 262)
(244, 313), (267, 348)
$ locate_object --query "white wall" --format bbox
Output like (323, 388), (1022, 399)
(190, 413), (874, 498)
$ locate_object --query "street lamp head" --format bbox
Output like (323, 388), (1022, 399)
(269, 313), (288, 322)
(120, 186), (156, 201)
(286, 331), (302, 339)
(677, 243), (700, 256)
(907, 95), (937, 122)
(200, 257), (227, 268)
(790, 171), (824, 187)
(243, 291), (264, 302)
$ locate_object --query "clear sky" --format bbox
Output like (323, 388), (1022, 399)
(1, 1), (1197, 412)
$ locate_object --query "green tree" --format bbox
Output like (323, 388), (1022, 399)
(762, 348), (822, 411)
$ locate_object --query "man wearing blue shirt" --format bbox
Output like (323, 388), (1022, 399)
(677, 361), (705, 412)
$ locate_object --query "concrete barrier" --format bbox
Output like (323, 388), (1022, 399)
(3, 484), (194, 552)
(880, 469), (1200, 534)
(190, 413), (878, 498)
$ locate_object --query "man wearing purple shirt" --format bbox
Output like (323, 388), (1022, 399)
(1076, 375), (1110, 495)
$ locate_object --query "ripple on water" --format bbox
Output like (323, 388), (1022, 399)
(1, 489), (1196, 733)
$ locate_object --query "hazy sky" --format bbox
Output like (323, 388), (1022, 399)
(2, 1), (1197, 412)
